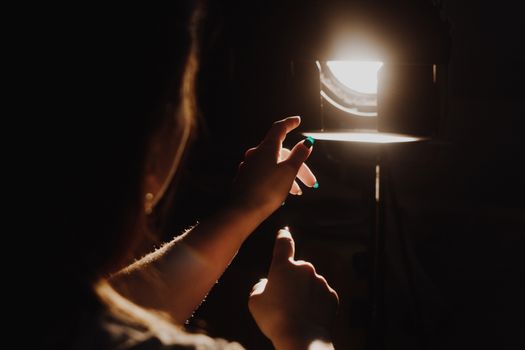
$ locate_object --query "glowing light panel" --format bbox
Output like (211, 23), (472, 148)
(303, 130), (424, 144)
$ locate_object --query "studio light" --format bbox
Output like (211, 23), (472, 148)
(226, 1), (450, 349)
(284, 3), (451, 349)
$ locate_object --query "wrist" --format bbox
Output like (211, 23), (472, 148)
(223, 194), (273, 225)
(214, 200), (268, 240)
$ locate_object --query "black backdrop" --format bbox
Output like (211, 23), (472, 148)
(163, 1), (525, 349)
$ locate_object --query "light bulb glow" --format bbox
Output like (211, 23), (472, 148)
(326, 60), (383, 94)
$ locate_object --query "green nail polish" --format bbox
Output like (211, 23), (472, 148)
(313, 181), (319, 189)
(304, 136), (315, 149)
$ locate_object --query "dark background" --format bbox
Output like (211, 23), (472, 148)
(163, 1), (524, 349)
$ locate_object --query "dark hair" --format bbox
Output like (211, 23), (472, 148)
(45, 3), (199, 302)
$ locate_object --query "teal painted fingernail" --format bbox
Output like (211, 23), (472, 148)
(313, 181), (319, 189)
(304, 136), (315, 149)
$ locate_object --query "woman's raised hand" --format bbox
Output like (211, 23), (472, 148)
(232, 116), (317, 218)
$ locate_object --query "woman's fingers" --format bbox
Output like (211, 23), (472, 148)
(283, 138), (313, 173)
(280, 148), (317, 188)
(244, 147), (257, 159)
(280, 149), (303, 195)
(297, 162), (317, 187)
(290, 180), (302, 195)
(260, 116), (301, 159)
(271, 228), (295, 265)
(234, 117), (317, 217)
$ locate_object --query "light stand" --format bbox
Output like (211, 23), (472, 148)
(368, 148), (386, 350)
(302, 131), (425, 350)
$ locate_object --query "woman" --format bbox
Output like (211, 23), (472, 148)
(43, 3), (338, 349)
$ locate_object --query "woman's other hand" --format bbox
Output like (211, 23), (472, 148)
(248, 228), (339, 350)
(232, 116), (317, 219)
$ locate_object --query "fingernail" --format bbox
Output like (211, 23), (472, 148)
(297, 189), (303, 196)
(279, 227), (291, 238)
(313, 181), (319, 189)
(303, 136), (315, 149)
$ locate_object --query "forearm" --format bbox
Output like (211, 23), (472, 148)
(110, 118), (315, 323)
(110, 204), (267, 323)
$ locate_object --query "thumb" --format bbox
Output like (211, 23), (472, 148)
(282, 137), (314, 172)
(271, 227), (295, 265)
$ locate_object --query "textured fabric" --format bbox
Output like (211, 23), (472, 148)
(69, 308), (245, 350)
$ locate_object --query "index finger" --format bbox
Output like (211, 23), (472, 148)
(260, 116), (301, 159)
(270, 227), (295, 265)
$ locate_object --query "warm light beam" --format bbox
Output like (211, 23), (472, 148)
(326, 61), (383, 94)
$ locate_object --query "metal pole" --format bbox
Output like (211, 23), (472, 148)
(368, 147), (386, 350)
